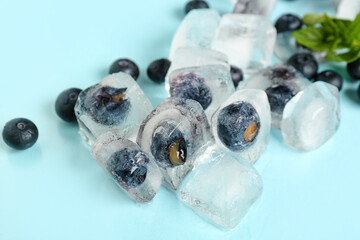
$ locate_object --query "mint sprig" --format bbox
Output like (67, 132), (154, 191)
(291, 13), (360, 63)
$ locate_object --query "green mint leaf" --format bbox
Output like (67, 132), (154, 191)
(291, 27), (332, 51)
(326, 48), (360, 62)
(302, 14), (325, 26)
(347, 13), (360, 41)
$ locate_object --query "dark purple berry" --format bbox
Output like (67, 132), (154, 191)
(55, 88), (82, 122)
(314, 70), (343, 91)
(147, 58), (171, 83)
(275, 14), (303, 33)
(265, 85), (296, 114)
(185, 0), (209, 14)
(347, 58), (360, 80)
(287, 53), (318, 79)
(109, 59), (140, 80)
(2, 118), (39, 150)
(230, 66), (243, 88)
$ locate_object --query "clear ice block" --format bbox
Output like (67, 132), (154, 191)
(274, 32), (327, 63)
(91, 131), (162, 203)
(178, 145), (263, 229)
(336, 0), (360, 20)
(212, 14), (276, 76)
(281, 81), (340, 152)
(136, 98), (213, 191)
(241, 65), (311, 129)
(211, 89), (271, 164)
(74, 73), (153, 146)
(169, 9), (220, 60)
(233, 0), (277, 16)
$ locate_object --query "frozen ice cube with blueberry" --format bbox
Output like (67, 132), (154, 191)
(233, 0), (277, 16)
(91, 131), (162, 203)
(136, 98), (213, 191)
(211, 89), (271, 163)
(212, 14), (276, 76)
(178, 144), (263, 229)
(241, 65), (311, 129)
(169, 9), (220, 60)
(74, 72), (153, 146)
(281, 81), (340, 151)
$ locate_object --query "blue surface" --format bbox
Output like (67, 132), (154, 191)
(0, 0), (360, 239)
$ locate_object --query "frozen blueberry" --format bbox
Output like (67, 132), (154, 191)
(150, 121), (188, 167)
(217, 102), (260, 152)
(107, 149), (149, 188)
(170, 72), (212, 110)
(265, 85), (296, 114)
(83, 86), (131, 125)
(230, 66), (243, 88)
(347, 58), (360, 80)
(269, 65), (296, 80)
(358, 84), (360, 99)
(147, 58), (171, 83)
(275, 14), (302, 33)
(2, 118), (39, 150)
(287, 53), (318, 79)
(314, 70), (343, 91)
(185, 0), (209, 14)
(109, 59), (140, 80)
(55, 88), (82, 122)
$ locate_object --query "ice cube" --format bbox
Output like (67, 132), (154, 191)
(274, 32), (327, 63)
(169, 9), (220, 60)
(233, 0), (277, 16)
(211, 89), (271, 163)
(178, 145), (263, 229)
(136, 98), (213, 191)
(336, 0), (360, 20)
(91, 131), (162, 203)
(212, 14), (276, 76)
(281, 81), (340, 152)
(241, 65), (311, 129)
(74, 73), (153, 146)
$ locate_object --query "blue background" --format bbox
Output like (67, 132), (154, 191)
(0, 0), (359, 239)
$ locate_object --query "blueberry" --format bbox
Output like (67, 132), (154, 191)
(109, 59), (140, 80)
(84, 86), (131, 125)
(287, 53), (318, 79)
(314, 70), (343, 91)
(108, 149), (149, 188)
(275, 14), (302, 33)
(269, 65), (296, 80)
(55, 88), (82, 122)
(217, 102), (260, 151)
(147, 58), (171, 83)
(185, 0), (209, 14)
(170, 72), (212, 110)
(347, 58), (360, 80)
(2, 118), (39, 150)
(150, 121), (188, 167)
(358, 84), (360, 99)
(265, 85), (296, 114)
(230, 66), (243, 88)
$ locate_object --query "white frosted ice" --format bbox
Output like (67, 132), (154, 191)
(169, 9), (220, 60)
(74, 73), (153, 146)
(178, 145), (263, 229)
(336, 0), (360, 20)
(211, 89), (271, 164)
(91, 131), (162, 203)
(281, 81), (340, 152)
(233, 0), (277, 16)
(213, 14), (276, 76)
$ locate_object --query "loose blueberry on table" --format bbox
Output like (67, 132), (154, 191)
(347, 58), (360, 80)
(275, 14), (302, 33)
(147, 58), (171, 83)
(2, 118), (39, 150)
(185, 0), (209, 14)
(217, 102), (260, 152)
(287, 53), (318, 79)
(230, 66), (244, 88)
(314, 70), (343, 91)
(55, 88), (82, 122)
(109, 58), (140, 80)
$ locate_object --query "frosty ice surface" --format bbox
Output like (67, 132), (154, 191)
(137, 98), (213, 191)
(212, 14), (276, 76)
(169, 9), (220, 60)
(178, 145), (263, 229)
(91, 131), (162, 203)
(336, 0), (360, 20)
(233, 0), (277, 16)
(281, 81), (340, 151)
(74, 73), (153, 146)
(211, 89), (271, 163)
(241, 65), (311, 129)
